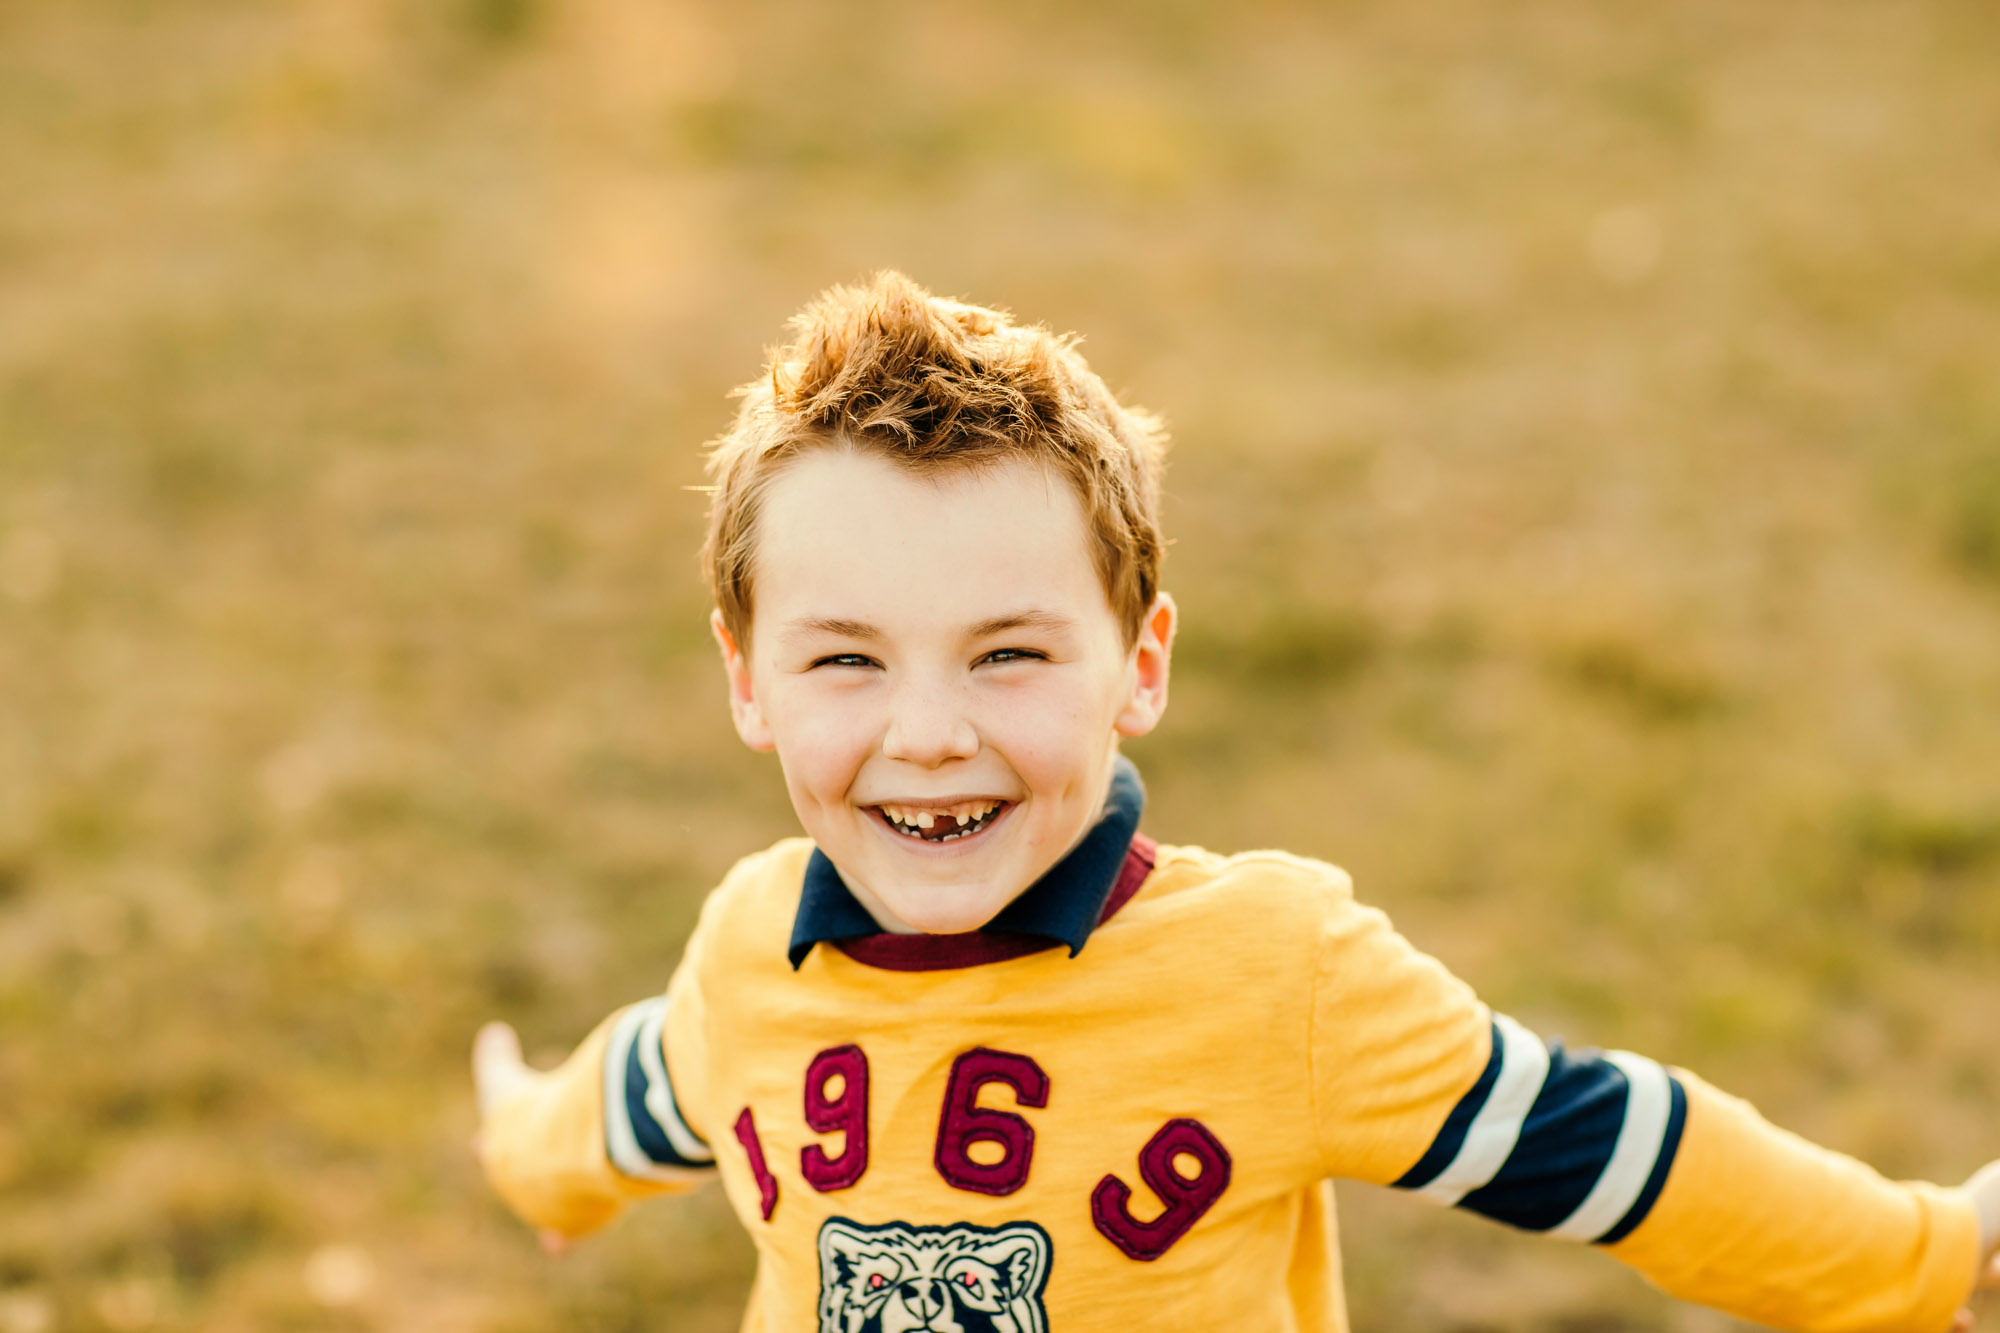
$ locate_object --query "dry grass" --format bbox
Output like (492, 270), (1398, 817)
(3, 1), (2000, 1328)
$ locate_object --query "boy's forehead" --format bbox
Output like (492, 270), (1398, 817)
(751, 449), (1115, 636)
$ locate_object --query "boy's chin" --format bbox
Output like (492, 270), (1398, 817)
(868, 879), (1020, 936)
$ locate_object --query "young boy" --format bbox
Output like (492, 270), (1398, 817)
(474, 271), (2000, 1332)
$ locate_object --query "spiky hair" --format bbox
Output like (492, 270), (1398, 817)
(701, 270), (1168, 646)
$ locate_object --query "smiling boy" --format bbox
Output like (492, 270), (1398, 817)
(714, 444), (1171, 941)
(475, 272), (2000, 1332)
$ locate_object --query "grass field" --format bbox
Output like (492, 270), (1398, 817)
(3, 1), (2000, 1329)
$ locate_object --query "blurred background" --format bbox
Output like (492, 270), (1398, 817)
(3, 1), (2000, 1329)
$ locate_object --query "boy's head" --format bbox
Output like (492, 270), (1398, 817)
(701, 271), (1176, 936)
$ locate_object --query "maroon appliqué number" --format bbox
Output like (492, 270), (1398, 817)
(933, 1047), (1049, 1196)
(1090, 1118), (1233, 1261)
(732, 1107), (780, 1220)
(801, 1044), (869, 1192)
(754, 1042), (1231, 1257)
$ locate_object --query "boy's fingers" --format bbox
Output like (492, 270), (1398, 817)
(473, 1021), (532, 1117)
(474, 1020), (523, 1069)
(470, 1029), (571, 1259)
(1953, 1311), (1972, 1333)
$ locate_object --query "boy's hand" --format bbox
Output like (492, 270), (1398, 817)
(471, 1021), (573, 1257)
(1952, 1161), (2000, 1331)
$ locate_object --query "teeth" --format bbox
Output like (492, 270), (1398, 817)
(877, 800), (1006, 837)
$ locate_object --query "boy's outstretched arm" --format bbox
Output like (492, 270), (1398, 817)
(473, 1022), (580, 1255)
(1305, 872), (2000, 1333)
(1593, 1065), (1988, 1332)
(470, 996), (716, 1249)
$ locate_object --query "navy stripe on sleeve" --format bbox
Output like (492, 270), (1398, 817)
(1390, 1014), (1689, 1244)
(1455, 1041), (1630, 1231)
(601, 997), (715, 1181)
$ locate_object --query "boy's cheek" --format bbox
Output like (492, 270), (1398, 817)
(772, 726), (880, 817)
(995, 696), (1117, 770)
(788, 713), (881, 774)
(762, 685), (872, 753)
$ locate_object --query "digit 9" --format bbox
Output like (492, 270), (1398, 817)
(800, 1045), (870, 1192)
(1090, 1119), (1233, 1261)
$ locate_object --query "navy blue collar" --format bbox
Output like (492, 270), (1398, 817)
(787, 757), (1146, 970)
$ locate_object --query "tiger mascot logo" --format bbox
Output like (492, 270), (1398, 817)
(815, 1218), (1052, 1333)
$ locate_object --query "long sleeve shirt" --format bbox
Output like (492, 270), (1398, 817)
(482, 834), (1981, 1333)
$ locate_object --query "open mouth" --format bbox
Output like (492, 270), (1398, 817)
(872, 799), (1012, 844)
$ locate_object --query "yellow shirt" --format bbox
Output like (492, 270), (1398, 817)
(482, 838), (1980, 1333)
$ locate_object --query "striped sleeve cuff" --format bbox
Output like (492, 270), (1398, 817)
(1392, 1014), (1686, 1245)
(602, 997), (716, 1182)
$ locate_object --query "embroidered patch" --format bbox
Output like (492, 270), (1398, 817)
(734, 1107), (779, 1221)
(816, 1217), (1052, 1333)
(933, 1048), (1048, 1196)
(802, 1044), (871, 1192)
(1090, 1118), (1231, 1262)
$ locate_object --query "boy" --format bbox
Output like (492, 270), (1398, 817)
(474, 271), (2000, 1331)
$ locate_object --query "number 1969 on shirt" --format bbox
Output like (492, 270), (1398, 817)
(727, 1043), (1233, 1262)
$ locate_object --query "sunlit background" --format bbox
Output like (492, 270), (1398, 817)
(4, 2), (2000, 1329)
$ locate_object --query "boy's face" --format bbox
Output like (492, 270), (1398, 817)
(712, 448), (1174, 936)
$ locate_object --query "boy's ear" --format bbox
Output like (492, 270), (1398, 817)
(710, 609), (776, 753)
(1114, 592), (1176, 739)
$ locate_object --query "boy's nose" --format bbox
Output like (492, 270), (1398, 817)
(880, 684), (979, 767)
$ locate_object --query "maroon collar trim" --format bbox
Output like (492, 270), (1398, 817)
(832, 835), (1158, 973)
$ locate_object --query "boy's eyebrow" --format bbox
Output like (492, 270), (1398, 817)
(968, 610), (1077, 637)
(780, 617), (882, 642)
(778, 611), (1078, 642)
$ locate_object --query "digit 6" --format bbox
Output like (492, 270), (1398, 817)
(933, 1047), (1049, 1196)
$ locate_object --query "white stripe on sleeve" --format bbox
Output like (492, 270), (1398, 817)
(1417, 1012), (1553, 1207)
(635, 996), (714, 1164)
(601, 998), (713, 1183)
(1547, 1051), (1672, 1241)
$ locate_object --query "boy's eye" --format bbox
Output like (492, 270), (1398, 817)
(978, 648), (1046, 666)
(811, 653), (877, 669)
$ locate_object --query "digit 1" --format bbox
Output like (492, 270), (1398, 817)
(1090, 1118), (1233, 1261)
(800, 1044), (870, 1192)
(733, 1107), (779, 1221)
(933, 1047), (1049, 1196)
